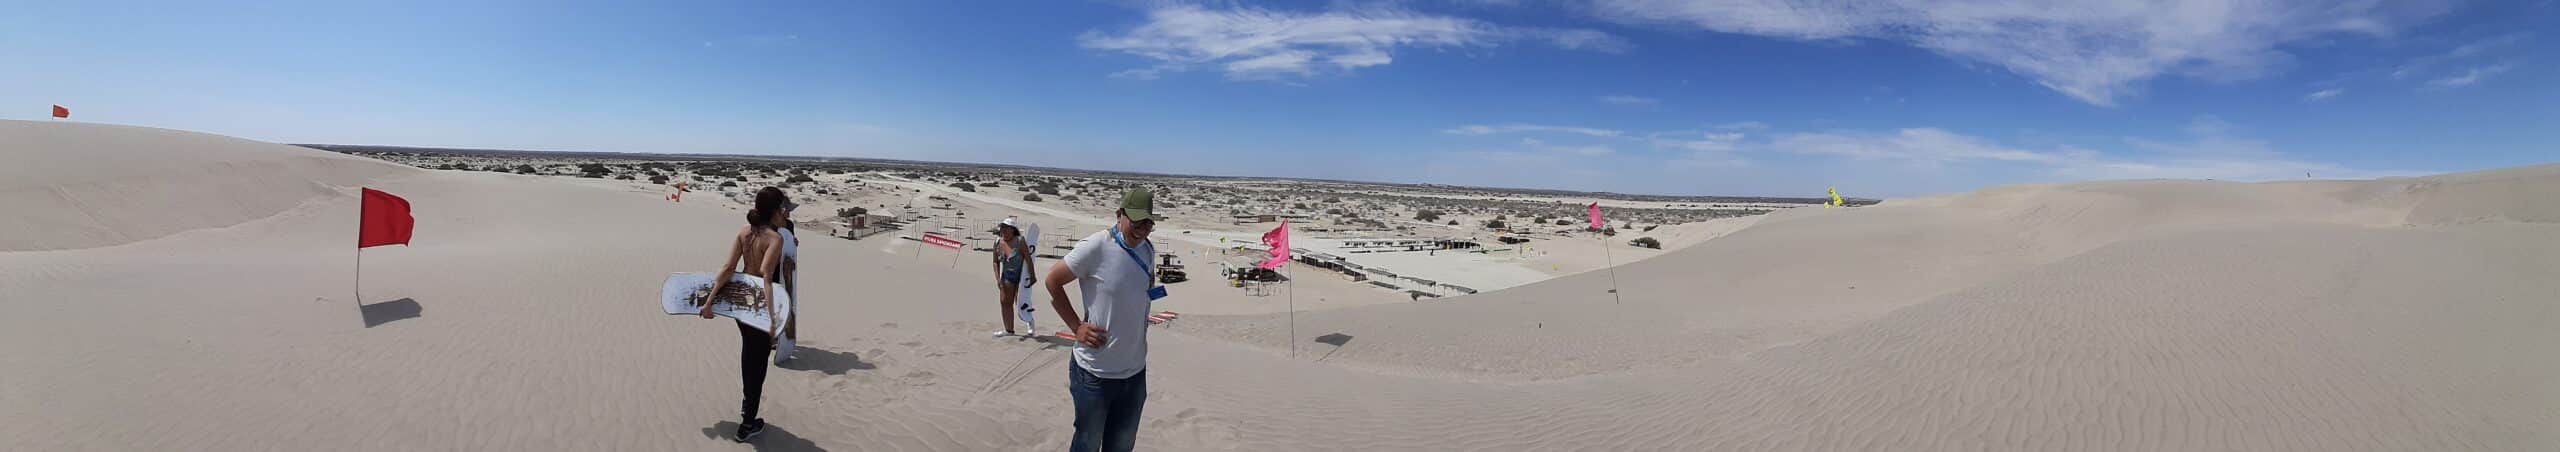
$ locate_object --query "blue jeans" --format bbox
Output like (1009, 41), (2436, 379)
(1068, 364), (1145, 452)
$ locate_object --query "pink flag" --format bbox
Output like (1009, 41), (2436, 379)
(1258, 220), (1290, 270)
(1586, 202), (1604, 231)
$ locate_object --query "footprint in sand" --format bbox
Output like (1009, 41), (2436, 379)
(901, 370), (938, 386)
(1153, 408), (1239, 443)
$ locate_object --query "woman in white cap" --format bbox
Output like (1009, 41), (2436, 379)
(990, 217), (1034, 337)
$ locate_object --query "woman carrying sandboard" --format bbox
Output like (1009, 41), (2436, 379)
(990, 217), (1038, 338)
(698, 186), (790, 443)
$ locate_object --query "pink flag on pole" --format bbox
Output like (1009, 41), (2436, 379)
(1586, 202), (1604, 231)
(1258, 219), (1290, 270)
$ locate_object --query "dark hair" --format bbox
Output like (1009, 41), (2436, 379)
(749, 187), (788, 225)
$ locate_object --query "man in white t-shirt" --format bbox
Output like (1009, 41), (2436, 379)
(1043, 187), (1164, 452)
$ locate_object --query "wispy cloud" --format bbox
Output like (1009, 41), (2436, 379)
(1598, 95), (1659, 106)
(1646, 130), (1745, 152)
(2425, 61), (2519, 89)
(1713, 121), (1769, 131)
(2303, 88), (2344, 101)
(1739, 116), (2402, 181)
(1770, 128), (2084, 165)
(1586, 0), (2452, 106)
(1443, 123), (1624, 137)
(1425, 117), (2415, 196)
(2393, 32), (2530, 79)
(1522, 137), (1616, 156)
(1081, 4), (1626, 81)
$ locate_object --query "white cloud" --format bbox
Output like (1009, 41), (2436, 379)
(2393, 32), (2529, 79)
(2425, 62), (2518, 89)
(1429, 116), (2415, 195)
(1598, 95), (1659, 106)
(1586, 0), (2453, 106)
(1712, 121), (1769, 130)
(1753, 119), (2411, 182)
(1553, 144), (1617, 157)
(2303, 88), (2344, 101)
(1082, 4), (1627, 81)
(1520, 136), (1618, 156)
(1443, 123), (1625, 137)
(1770, 128), (2077, 164)
(1647, 130), (1746, 152)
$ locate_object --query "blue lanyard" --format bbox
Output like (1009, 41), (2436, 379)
(1111, 228), (1152, 276)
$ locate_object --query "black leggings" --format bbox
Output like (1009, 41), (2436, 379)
(737, 321), (772, 421)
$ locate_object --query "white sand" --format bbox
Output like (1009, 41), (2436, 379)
(6, 120), (2558, 450)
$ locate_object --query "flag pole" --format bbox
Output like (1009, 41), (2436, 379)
(1287, 262), (1297, 359)
(354, 191), (364, 306)
(1600, 233), (1621, 304)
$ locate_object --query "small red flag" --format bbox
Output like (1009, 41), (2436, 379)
(359, 188), (414, 248)
(51, 105), (68, 119)
(1586, 202), (1605, 231)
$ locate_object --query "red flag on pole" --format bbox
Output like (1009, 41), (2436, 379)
(359, 188), (414, 248)
(51, 105), (68, 119)
(1586, 202), (1605, 231)
(1258, 219), (1290, 270)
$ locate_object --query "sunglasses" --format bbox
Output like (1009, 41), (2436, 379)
(1128, 219), (1156, 231)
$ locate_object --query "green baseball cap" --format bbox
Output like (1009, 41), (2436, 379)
(1119, 187), (1157, 222)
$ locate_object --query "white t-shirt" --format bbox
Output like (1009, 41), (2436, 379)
(1063, 229), (1155, 379)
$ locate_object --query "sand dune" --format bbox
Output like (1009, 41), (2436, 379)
(0, 121), (415, 251)
(5, 121), (2556, 450)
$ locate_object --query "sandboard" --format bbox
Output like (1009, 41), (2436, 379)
(1013, 222), (1042, 333)
(662, 272), (794, 334)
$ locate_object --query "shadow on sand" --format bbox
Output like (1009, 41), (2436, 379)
(778, 346), (874, 375)
(1027, 334), (1077, 349)
(360, 298), (422, 328)
(703, 421), (826, 451)
(1314, 332), (1354, 362)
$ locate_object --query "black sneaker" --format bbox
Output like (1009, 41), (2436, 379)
(734, 419), (766, 443)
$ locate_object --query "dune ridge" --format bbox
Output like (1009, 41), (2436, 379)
(0, 121), (415, 251)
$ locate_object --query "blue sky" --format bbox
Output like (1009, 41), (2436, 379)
(4, 0), (2553, 197)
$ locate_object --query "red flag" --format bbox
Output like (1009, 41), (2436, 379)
(51, 105), (68, 119)
(1586, 202), (1605, 231)
(359, 188), (414, 248)
(1258, 220), (1290, 270)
